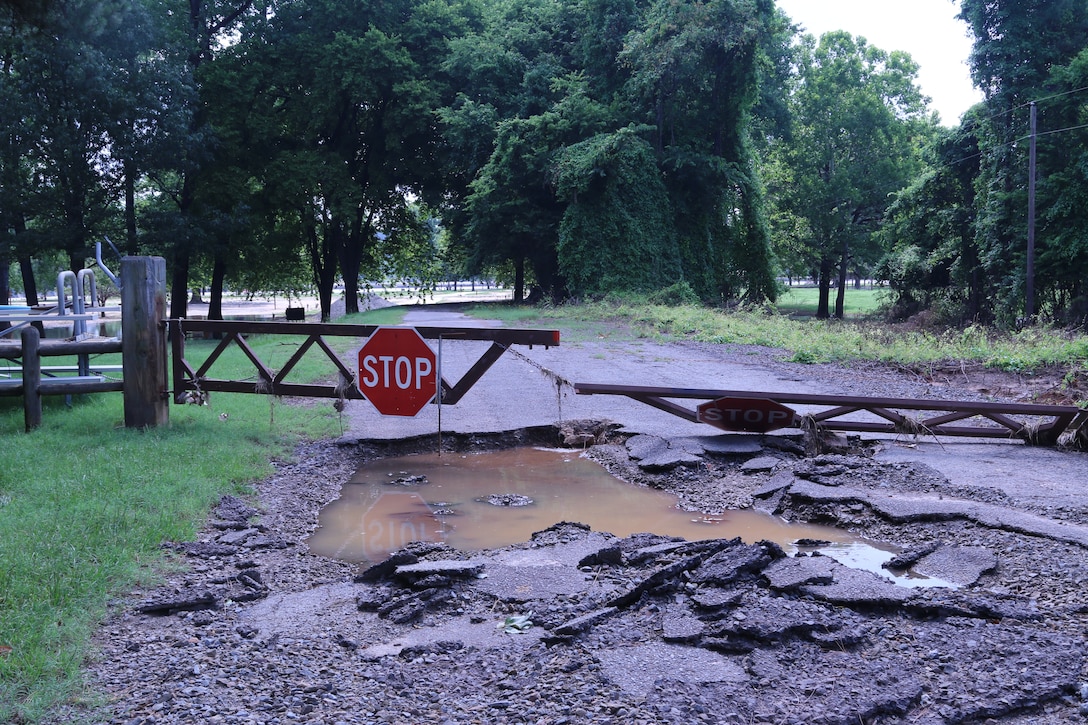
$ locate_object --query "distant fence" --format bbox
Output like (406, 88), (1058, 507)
(0, 257), (168, 432)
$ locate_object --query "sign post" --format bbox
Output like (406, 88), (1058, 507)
(356, 327), (438, 416)
(696, 397), (796, 433)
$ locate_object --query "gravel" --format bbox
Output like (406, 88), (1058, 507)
(44, 340), (1088, 725)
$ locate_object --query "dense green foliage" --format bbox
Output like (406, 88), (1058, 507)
(4, 0), (1088, 324)
(765, 31), (930, 319)
(881, 0), (1088, 326)
(1, 0), (782, 315)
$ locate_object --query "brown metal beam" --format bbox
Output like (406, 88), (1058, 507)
(168, 320), (560, 408)
(170, 320), (559, 347)
(574, 383), (1080, 416)
(439, 341), (507, 405)
(574, 382), (1085, 446)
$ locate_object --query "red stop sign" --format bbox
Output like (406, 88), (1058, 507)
(697, 397), (796, 433)
(357, 327), (437, 416)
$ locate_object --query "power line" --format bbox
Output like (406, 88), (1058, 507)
(922, 99), (1088, 175)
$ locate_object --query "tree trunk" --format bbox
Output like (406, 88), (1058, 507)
(124, 159), (139, 253)
(0, 246), (9, 305)
(336, 225), (362, 316)
(209, 253), (226, 320)
(306, 213), (338, 322)
(19, 256), (38, 305)
(514, 254), (525, 304)
(816, 257), (832, 319)
(834, 237), (849, 319)
(18, 255), (43, 334)
(170, 248), (190, 318)
(0, 244), (9, 333)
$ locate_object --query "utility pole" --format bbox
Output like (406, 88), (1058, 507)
(1026, 101), (1037, 320)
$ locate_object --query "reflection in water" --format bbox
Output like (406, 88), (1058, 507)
(812, 541), (956, 589)
(308, 447), (860, 564)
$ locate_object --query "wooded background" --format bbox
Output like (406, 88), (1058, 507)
(2, 0), (1086, 326)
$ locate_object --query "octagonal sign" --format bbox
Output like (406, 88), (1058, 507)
(357, 327), (437, 416)
(697, 396), (796, 433)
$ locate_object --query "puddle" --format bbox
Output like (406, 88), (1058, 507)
(308, 447), (952, 587)
(803, 541), (956, 589)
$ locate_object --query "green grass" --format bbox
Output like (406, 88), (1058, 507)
(347, 305), (409, 326)
(463, 298), (1088, 378)
(463, 302), (624, 343)
(0, 334), (343, 723)
(775, 286), (888, 318)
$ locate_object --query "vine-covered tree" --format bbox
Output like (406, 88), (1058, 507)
(555, 127), (680, 296)
(1031, 48), (1088, 324)
(445, 0), (780, 303)
(620, 0), (779, 303)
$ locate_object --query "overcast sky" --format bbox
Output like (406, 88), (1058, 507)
(774, 0), (984, 126)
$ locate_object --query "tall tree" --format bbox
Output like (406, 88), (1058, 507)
(462, 114), (570, 302)
(1030, 49), (1088, 324)
(446, 0), (781, 303)
(15, 0), (145, 272)
(0, 3), (36, 304)
(958, 0), (1088, 323)
(203, 0), (460, 319)
(768, 31), (929, 318)
(620, 0), (779, 303)
(163, 0), (254, 319)
(440, 0), (581, 301)
(877, 114), (982, 323)
(555, 127), (680, 296)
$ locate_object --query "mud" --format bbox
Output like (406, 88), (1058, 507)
(47, 326), (1088, 725)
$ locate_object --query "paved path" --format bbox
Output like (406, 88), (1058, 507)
(342, 309), (1088, 511)
(344, 309), (824, 441)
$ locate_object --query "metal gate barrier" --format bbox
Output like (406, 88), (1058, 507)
(170, 319), (559, 406)
(574, 383), (1088, 447)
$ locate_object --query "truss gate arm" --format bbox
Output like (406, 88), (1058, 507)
(169, 319), (559, 404)
(573, 382), (1087, 446)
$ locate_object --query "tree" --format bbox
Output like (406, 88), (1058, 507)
(203, 0), (458, 320)
(877, 114), (982, 323)
(162, 0), (255, 320)
(958, 0), (1088, 324)
(11, 0), (142, 272)
(768, 31), (929, 318)
(621, 0), (779, 303)
(462, 114), (569, 302)
(0, 4), (36, 304)
(446, 0), (781, 303)
(1030, 49), (1088, 324)
(555, 127), (680, 296)
(440, 0), (582, 301)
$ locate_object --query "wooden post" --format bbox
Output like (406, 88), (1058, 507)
(121, 256), (169, 428)
(21, 326), (41, 432)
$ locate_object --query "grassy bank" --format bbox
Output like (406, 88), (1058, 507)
(471, 299), (1088, 386)
(0, 334), (343, 722)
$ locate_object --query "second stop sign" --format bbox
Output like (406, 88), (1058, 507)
(356, 327), (438, 416)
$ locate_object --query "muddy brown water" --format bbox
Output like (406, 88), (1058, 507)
(308, 447), (952, 587)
